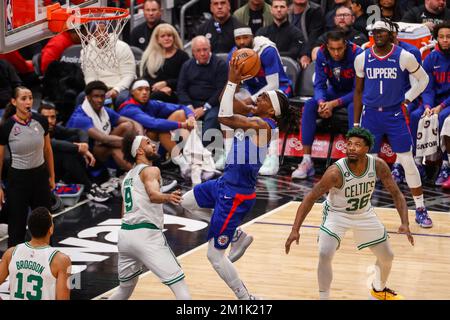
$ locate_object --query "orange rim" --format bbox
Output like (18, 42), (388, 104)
(68, 7), (129, 23)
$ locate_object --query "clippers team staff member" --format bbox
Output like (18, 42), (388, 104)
(180, 58), (290, 300)
(292, 31), (362, 180)
(353, 20), (432, 228)
(0, 86), (55, 247)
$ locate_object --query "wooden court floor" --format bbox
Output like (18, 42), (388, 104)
(99, 201), (450, 300)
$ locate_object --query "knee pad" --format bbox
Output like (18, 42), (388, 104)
(396, 151), (421, 188)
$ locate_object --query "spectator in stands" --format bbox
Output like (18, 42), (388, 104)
(0, 86), (55, 247)
(325, 0), (353, 30)
(140, 23), (189, 103)
(0, 59), (22, 110)
(196, 0), (245, 53)
(117, 79), (200, 179)
(351, 0), (372, 36)
(233, 0), (274, 35)
(80, 22), (136, 108)
(376, 0), (404, 21)
(292, 31), (362, 179)
(40, 29), (81, 74)
(410, 22), (450, 186)
(0, 51), (34, 75)
(312, 6), (368, 60)
(130, 0), (165, 51)
(38, 101), (110, 203)
(402, 0), (450, 31)
(256, 0), (306, 60)
(67, 81), (144, 172)
(289, 0), (325, 68)
(177, 36), (228, 142)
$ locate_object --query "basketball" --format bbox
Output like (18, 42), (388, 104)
(231, 48), (261, 80)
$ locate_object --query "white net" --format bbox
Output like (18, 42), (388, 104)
(67, 8), (129, 72)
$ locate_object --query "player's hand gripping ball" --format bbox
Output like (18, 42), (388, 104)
(231, 48), (261, 80)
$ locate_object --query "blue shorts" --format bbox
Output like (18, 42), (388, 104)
(361, 106), (412, 153)
(193, 179), (256, 250)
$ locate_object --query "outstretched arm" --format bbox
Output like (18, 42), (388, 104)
(376, 158), (414, 245)
(285, 165), (342, 254)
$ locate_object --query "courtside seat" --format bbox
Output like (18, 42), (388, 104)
(130, 46), (143, 76)
(215, 52), (228, 62)
(60, 44), (82, 66)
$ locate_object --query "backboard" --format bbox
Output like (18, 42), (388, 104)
(0, 0), (106, 53)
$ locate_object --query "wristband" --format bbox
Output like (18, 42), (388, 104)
(353, 123), (360, 127)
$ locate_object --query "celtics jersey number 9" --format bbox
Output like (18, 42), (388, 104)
(326, 155), (376, 214)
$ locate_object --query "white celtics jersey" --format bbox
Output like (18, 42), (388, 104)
(326, 155), (377, 214)
(121, 163), (164, 229)
(8, 242), (58, 300)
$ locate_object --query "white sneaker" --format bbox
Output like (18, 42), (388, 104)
(160, 179), (178, 193)
(0, 224), (7, 238)
(228, 229), (254, 263)
(259, 154), (279, 176)
(291, 160), (315, 179)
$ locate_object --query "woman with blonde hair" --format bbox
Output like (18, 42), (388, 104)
(140, 23), (189, 103)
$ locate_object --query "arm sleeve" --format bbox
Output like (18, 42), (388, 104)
(251, 73), (280, 101)
(313, 49), (328, 102)
(400, 50), (429, 102)
(420, 56), (435, 108)
(354, 52), (365, 78)
(206, 59), (228, 108)
(113, 44), (136, 93)
(176, 62), (192, 105)
(122, 106), (180, 131)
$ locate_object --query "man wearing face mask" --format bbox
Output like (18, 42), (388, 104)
(177, 36), (228, 142)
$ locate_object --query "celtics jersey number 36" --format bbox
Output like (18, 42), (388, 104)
(326, 155), (376, 214)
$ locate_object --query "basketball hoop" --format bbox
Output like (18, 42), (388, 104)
(47, 3), (129, 71)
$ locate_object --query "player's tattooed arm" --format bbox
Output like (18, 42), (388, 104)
(286, 165), (341, 253)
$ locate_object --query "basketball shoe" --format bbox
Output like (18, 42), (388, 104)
(259, 154), (279, 176)
(370, 287), (404, 300)
(228, 229), (254, 263)
(415, 207), (433, 228)
(435, 163), (450, 186)
(291, 160), (315, 179)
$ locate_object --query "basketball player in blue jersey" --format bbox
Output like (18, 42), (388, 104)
(353, 20), (432, 228)
(181, 57), (290, 300)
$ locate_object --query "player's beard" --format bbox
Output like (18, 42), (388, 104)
(438, 43), (450, 55)
(145, 150), (160, 162)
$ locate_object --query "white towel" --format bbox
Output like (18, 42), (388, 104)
(440, 115), (450, 153)
(416, 114), (439, 158)
(183, 128), (216, 172)
(81, 98), (112, 135)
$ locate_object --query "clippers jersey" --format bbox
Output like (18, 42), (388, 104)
(221, 117), (277, 192)
(362, 45), (407, 108)
(326, 155), (377, 214)
(9, 242), (58, 300)
(121, 164), (164, 229)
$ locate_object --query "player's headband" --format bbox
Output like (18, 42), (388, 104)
(234, 27), (253, 38)
(370, 21), (392, 32)
(131, 135), (146, 158)
(267, 90), (281, 117)
(131, 80), (150, 91)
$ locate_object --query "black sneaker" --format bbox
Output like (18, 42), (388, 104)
(87, 184), (111, 202)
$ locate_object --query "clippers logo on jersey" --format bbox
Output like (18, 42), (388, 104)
(366, 67), (398, 79)
(432, 71), (450, 84)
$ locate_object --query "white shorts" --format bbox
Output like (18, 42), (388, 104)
(117, 228), (185, 286)
(319, 203), (388, 250)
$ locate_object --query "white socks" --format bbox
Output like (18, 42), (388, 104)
(302, 154), (312, 163)
(413, 194), (425, 209)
